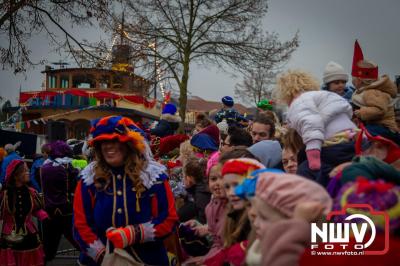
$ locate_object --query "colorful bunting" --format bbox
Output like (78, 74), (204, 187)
(19, 89), (156, 108)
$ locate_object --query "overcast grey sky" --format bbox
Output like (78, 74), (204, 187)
(1, 0), (399, 105)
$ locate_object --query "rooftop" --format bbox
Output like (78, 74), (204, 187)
(187, 96), (251, 114)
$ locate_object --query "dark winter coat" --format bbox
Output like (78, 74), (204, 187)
(151, 114), (182, 137)
(178, 182), (211, 224)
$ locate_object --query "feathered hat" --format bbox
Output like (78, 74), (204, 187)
(333, 177), (400, 232)
(199, 124), (220, 146)
(190, 133), (219, 152)
(89, 116), (146, 154)
(235, 168), (284, 199)
(156, 134), (189, 157)
(221, 158), (265, 178)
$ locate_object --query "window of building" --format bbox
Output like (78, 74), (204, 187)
(60, 75), (69, 88)
(73, 74), (95, 89)
(48, 75), (57, 88)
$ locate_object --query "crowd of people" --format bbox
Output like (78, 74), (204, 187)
(0, 41), (399, 266)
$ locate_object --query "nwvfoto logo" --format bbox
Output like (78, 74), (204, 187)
(310, 204), (389, 255)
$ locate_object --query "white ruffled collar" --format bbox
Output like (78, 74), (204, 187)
(43, 157), (73, 167)
(81, 143), (166, 189)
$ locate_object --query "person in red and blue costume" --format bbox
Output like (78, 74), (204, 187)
(73, 116), (178, 265)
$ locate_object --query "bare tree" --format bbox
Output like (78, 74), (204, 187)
(104, 0), (299, 127)
(0, 0), (110, 72)
(234, 62), (278, 106)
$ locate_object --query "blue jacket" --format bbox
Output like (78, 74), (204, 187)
(30, 157), (44, 191)
(73, 163), (178, 265)
(0, 152), (22, 183)
(322, 85), (355, 102)
(214, 108), (246, 126)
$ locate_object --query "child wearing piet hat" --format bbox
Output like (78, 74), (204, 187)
(351, 40), (399, 134)
(204, 158), (264, 266)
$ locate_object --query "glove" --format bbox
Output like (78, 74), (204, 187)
(306, 149), (321, 171)
(106, 222), (155, 249)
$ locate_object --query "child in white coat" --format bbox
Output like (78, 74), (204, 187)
(276, 70), (358, 186)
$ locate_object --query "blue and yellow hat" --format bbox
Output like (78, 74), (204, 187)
(89, 116), (146, 153)
(235, 168), (284, 199)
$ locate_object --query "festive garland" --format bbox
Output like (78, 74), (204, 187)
(19, 89), (157, 109)
(2, 105), (102, 131)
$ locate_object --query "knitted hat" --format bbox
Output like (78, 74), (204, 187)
(256, 172), (332, 217)
(351, 40), (378, 80)
(49, 140), (73, 159)
(248, 140), (282, 168)
(162, 103), (177, 115)
(323, 61), (348, 84)
(257, 99), (274, 111)
(341, 156), (400, 185)
(5, 159), (24, 185)
(221, 158), (265, 178)
(222, 96), (234, 107)
(190, 133), (218, 152)
(206, 151), (220, 177)
(89, 116), (146, 154)
(327, 155), (400, 198)
(333, 177), (400, 232)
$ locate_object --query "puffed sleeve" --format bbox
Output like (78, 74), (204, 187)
(73, 180), (105, 262)
(31, 189), (48, 221)
(150, 175), (179, 238)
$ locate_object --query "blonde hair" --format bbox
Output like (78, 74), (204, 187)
(276, 70), (320, 104)
(93, 143), (145, 194)
(179, 140), (195, 165)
